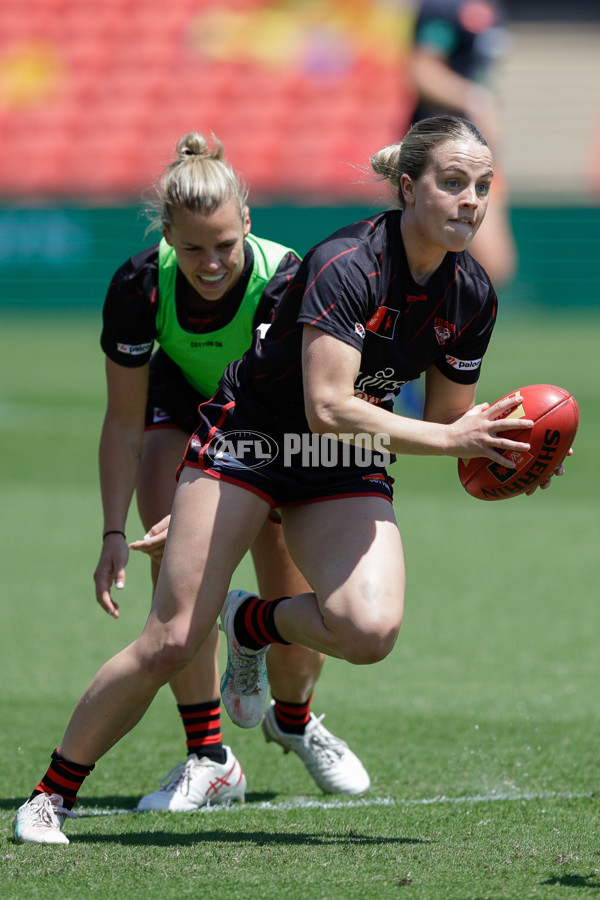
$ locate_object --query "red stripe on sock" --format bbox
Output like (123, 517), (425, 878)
(184, 722), (220, 734)
(42, 771), (82, 792)
(187, 733), (222, 748)
(256, 600), (272, 644)
(274, 696), (313, 732)
(243, 596), (265, 645)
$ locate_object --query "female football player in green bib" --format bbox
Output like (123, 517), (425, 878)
(82, 133), (369, 818)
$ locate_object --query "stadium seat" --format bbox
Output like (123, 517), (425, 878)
(0, 0), (410, 200)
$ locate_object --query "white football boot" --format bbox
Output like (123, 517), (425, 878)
(220, 589), (270, 728)
(12, 792), (77, 845)
(136, 747), (246, 811)
(262, 701), (371, 795)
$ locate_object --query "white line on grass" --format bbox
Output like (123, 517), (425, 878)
(72, 788), (594, 818)
(2, 789), (593, 823)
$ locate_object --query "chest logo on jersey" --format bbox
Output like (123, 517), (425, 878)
(434, 318), (456, 345)
(190, 340), (224, 349)
(366, 306), (399, 340)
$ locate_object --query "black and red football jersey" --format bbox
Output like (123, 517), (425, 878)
(222, 210), (497, 432)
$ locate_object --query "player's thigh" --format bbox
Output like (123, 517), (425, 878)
(281, 496), (405, 634)
(251, 516), (312, 599)
(137, 427), (188, 530)
(148, 469), (271, 641)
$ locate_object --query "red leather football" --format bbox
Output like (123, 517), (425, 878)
(458, 384), (579, 500)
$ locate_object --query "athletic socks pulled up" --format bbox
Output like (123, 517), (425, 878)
(233, 595), (291, 650)
(273, 696), (313, 735)
(177, 699), (226, 764)
(32, 748), (95, 809)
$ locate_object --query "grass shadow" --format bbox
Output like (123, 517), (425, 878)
(70, 829), (431, 848)
(541, 873), (600, 889)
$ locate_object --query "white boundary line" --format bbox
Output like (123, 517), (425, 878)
(73, 788), (596, 818)
(2, 789), (592, 822)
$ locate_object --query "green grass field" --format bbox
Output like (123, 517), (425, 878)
(1, 310), (599, 899)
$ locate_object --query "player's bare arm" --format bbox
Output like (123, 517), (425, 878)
(93, 359), (149, 616)
(302, 326), (532, 463)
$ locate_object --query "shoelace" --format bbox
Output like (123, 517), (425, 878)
(36, 794), (77, 827)
(159, 758), (198, 795)
(220, 609), (267, 695)
(304, 715), (348, 764)
(233, 649), (265, 694)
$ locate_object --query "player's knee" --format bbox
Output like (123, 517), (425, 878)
(335, 607), (401, 664)
(140, 634), (197, 683)
(341, 587), (403, 664)
(343, 624), (399, 665)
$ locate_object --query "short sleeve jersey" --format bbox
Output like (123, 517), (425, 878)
(222, 211), (497, 433)
(411, 0), (507, 120)
(100, 239), (301, 377)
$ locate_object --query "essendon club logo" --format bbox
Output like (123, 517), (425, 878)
(366, 306), (399, 340)
(434, 318), (456, 345)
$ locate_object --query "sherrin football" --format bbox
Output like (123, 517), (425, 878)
(458, 384), (579, 500)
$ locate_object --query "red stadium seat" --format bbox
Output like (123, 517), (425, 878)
(0, 0), (410, 200)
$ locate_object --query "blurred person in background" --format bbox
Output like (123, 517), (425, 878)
(408, 0), (517, 287)
(92, 131), (370, 814)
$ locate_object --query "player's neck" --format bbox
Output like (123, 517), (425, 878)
(400, 215), (446, 286)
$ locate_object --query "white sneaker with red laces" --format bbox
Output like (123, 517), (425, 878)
(12, 792), (77, 845)
(136, 747), (246, 811)
(262, 701), (371, 795)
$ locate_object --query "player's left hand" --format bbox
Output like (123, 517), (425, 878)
(526, 448), (573, 495)
(94, 533), (129, 618)
(129, 514), (171, 563)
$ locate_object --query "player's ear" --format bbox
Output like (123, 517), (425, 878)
(242, 205), (251, 236)
(162, 224), (174, 246)
(400, 174), (415, 206)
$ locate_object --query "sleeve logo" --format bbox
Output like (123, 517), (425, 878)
(116, 341), (153, 356)
(366, 306), (399, 340)
(445, 355), (481, 371)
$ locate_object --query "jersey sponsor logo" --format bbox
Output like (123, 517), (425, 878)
(354, 367), (409, 403)
(365, 306), (399, 340)
(354, 390), (384, 404)
(354, 322), (366, 338)
(117, 341), (153, 356)
(445, 355), (481, 371)
(406, 293), (427, 303)
(434, 318), (456, 345)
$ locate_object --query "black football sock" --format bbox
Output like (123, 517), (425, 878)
(233, 595), (291, 650)
(32, 748), (95, 810)
(273, 695), (313, 735)
(178, 700), (227, 764)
